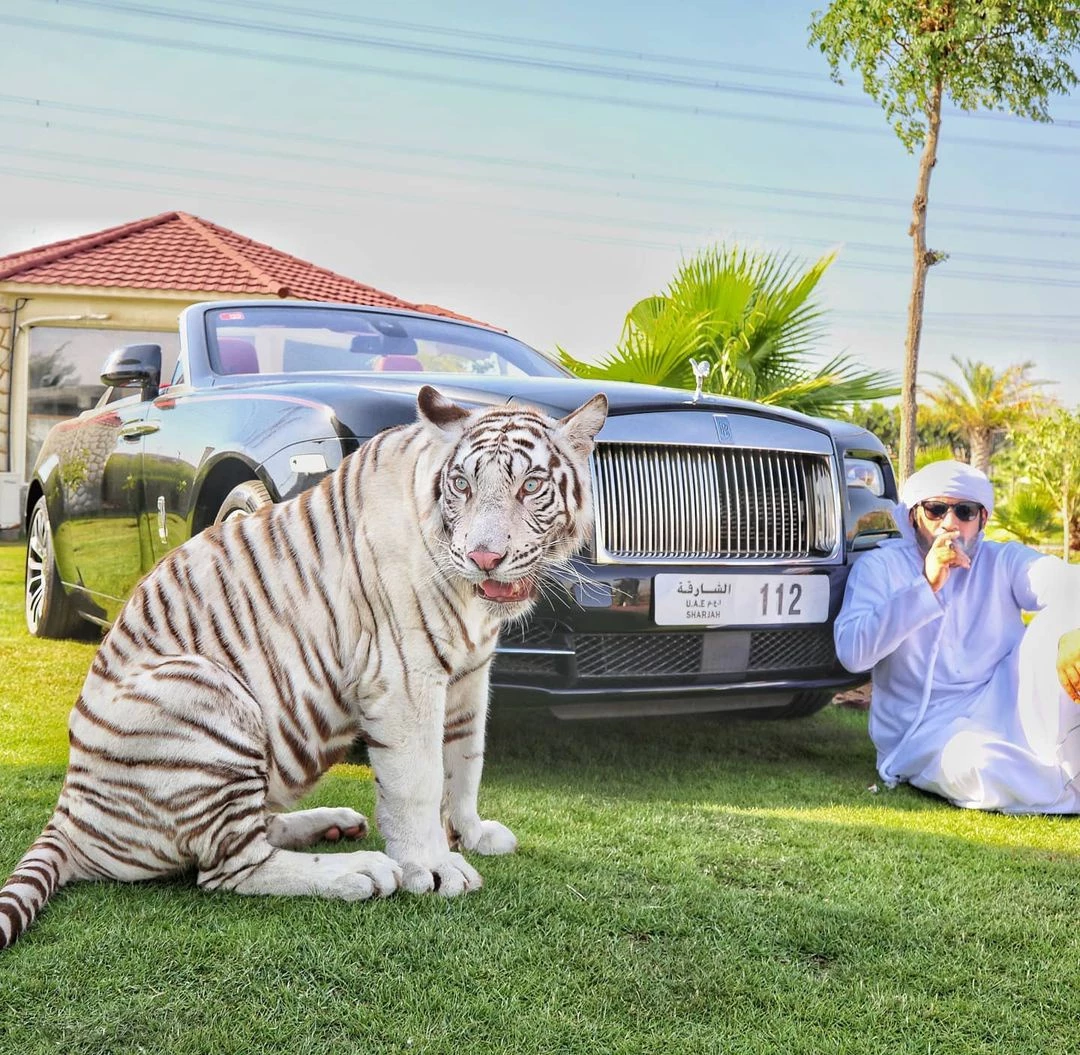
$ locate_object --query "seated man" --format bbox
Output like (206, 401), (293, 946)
(834, 460), (1080, 812)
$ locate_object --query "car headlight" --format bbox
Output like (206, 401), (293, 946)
(845, 457), (886, 496)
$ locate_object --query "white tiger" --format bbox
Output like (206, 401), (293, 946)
(0, 385), (607, 950)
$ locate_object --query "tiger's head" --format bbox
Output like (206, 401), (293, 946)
(417, 385), (608, 618)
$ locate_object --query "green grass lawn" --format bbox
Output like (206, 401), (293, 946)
(1, 542), (1078, 1054)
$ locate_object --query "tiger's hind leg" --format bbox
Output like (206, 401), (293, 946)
(188, 774), (397, 900)
(186, 763), (398, 899)
(76, 654), (400, 902)
(266, 808), (369, 849)
(197, 835), (400, 901)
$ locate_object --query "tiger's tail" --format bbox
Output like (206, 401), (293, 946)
(0, 821), (79, 951)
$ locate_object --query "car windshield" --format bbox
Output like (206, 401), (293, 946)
(205, 305), (568, 379)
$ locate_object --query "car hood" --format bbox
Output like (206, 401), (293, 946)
(233, 372), (836, 439)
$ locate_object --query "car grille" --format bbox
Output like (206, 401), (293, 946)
(748, 627), (836, 669)
(574, 628), (836, 679)
(576, 633), (703, 677)
(493, 652), (563, 677)
(592, 443), (839, 561)
(499, 621), (562, 649)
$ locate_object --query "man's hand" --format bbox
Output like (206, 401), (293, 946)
(923, 529), (971, 592)
(1058, 628), (1080, 703)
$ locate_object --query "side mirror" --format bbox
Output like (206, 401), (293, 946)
(101, 343), (162, 400)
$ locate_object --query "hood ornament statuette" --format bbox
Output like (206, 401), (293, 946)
(689, 358), (713, 404)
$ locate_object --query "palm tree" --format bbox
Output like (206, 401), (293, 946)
(558, 244), (899, 417)
(989, 486), (1058, 546)
(922, 358), (1053, 476)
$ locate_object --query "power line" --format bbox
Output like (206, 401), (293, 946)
(8, 140), (1080, 273)
(566, 232), (1080, 288)
(55, 0), (1080, 131)
(56, 0), (878, 110)
(0, 14), (892, 137)
(4, 156), (1073, 351)
(834, 319), (1080, 343)
(835, 310), (1080, 322)
(5, 153), (1080, 291)
(5, 111), (1078, 248)
(9, 13), (1080, 157)
(834, 258), (1080, 288)
(831, 240), (1080, 273)
(3, 93), (1080, 228)
(192, 0), (836, 84)
(193, 0), (1080, 124)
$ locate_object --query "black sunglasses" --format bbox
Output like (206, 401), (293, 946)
(918, 500), (984, 523)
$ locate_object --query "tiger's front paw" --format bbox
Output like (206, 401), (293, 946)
(400, 853), (483, 897)
(319, 851), (401, 900)
(458, 819), (517, 856)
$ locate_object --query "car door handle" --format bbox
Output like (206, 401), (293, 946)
(119, 422), (161, 439)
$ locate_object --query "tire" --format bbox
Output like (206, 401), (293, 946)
(214, 480), (273, 525)
(25, 496), (85, 639)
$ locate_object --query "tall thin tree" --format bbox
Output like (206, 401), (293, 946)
(809, 1), (1080, 483)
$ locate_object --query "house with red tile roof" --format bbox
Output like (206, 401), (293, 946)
(0, 211), (475, 527)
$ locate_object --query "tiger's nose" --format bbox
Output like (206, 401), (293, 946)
(468, 548), (505, 571)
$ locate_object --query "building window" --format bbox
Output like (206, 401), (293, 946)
(26, 327), (180, 478)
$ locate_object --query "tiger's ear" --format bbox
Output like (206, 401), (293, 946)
(417, 385), (470, 434)
(557, 392), (608, 455)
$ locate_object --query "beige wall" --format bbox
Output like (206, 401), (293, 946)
(1, 284), (274, 486)
(0, 309), (11, 472)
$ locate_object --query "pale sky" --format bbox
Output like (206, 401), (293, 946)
(3, 0), (1079, 408)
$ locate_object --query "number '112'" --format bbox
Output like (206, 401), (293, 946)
(761, 582), (803, 616)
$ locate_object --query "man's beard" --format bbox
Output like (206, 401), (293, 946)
(915, 527), (981, 559)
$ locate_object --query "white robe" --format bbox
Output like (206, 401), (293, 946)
(834, 537), (1080, 813)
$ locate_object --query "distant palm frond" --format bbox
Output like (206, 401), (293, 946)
(914, 444), (958, 471)
(989, 488), (1058, 546)
(921, 356), (1057, 474)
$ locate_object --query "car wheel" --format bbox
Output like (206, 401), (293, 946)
(214, 480), (273, 525)
(25, 496), (85, 639)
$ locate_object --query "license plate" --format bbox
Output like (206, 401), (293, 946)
(653, 574), (830, 627)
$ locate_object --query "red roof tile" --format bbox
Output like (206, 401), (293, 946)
(0, 211), (480, 322)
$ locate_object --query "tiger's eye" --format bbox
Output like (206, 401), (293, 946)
(521, 479), (541, 495)
(451, 476), (470, 494)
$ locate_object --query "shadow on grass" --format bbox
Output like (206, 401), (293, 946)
(474, 705), (1080, 863)
(479, 703), (877, 798)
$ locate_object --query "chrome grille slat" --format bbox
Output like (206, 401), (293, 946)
(794, 453), (807, 553)
(722, 452), (733, 555)
(592, 443), (839, 561)
(738, 451), (747, 552)
(781, 455), (790, 557)
(746, 452), (756, 554)
(766, 455), (779, 559)
(753, 451), (765, 555)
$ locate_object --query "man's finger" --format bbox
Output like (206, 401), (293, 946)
(1060, 662), (1080, 703)
(1057, 630), (1080, 702)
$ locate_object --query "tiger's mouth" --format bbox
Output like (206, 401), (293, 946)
(475, 577), (536, 604)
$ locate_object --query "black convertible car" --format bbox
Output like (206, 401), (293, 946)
(25, 300), (897, 719)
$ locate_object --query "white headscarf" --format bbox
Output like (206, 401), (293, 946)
(894, 459), (995, 543)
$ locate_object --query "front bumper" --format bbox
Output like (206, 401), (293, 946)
(490, 562), (863, 715)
